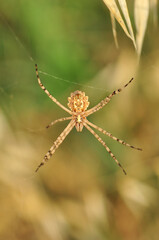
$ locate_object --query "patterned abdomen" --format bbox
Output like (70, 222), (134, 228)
(68, 90), (89, 112)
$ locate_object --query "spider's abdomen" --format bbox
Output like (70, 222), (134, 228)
(68, 90), (89, 112)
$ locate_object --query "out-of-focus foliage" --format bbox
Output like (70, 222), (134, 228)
(0, 0), (159, 240)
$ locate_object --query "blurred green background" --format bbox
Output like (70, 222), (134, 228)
(0, 0), (159, 239)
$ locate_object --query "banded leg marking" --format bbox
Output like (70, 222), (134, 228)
(46, 117), (72, 128)
(35, 120), (75, 172)
(35, 64), (72, 114)
(86, 120), (142, 151)
(84, 122), (127, 175)
(86, 78), (134, 116)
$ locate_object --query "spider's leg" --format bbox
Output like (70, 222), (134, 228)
(35, 64), (72, 114)
(35, 120), (75, 172)
(46, 117), (72, 129)
(86, 78), (134, 116)
(83, 122), (127, 175)
(86, 120), (142, 151)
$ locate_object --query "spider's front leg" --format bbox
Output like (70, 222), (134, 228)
(35, 120), (75, 172)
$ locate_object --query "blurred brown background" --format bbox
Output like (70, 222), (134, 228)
(0, 0), (159, 239)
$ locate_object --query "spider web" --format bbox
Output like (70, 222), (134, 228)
(0, 12), (107, 92)
(0, 15), (112, 181)
(0, 11), (145, 181)
(0, 12), (112, 146)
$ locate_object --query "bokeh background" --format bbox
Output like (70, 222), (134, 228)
(0, 0), (159, 239)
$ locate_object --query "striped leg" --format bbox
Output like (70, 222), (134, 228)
(35, 64), (72, 114)
(46, 117), (72, 128)
(83, 122), (127, 175)
(86, 120), (142, 151)
(35, 120), (75, 172)
(86, 78), (134, 116)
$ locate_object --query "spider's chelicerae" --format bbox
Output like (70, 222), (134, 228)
(35, 64), (142, 174)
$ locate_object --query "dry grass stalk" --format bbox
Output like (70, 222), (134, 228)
(110, 12), (119, 48)
(150, 0), (158, 27)
(135, 0), (149, 56)
(102, 0), (133, 40)
(102, 0), (155, 56)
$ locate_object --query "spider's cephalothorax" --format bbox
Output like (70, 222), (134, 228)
(67, 91), (90, 112)
(35, 64), (142, 174)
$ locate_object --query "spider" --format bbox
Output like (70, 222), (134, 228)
(35, 64), (142, 174)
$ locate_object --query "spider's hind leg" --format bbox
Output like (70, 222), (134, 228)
(86, 78), (134, 116)
(35, 64), (72, 114)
